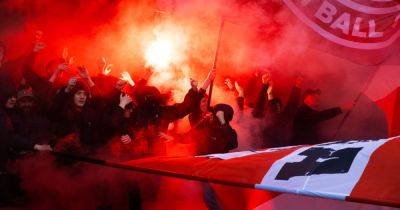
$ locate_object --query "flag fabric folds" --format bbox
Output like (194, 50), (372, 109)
(282, 0), (400, 65)
(121, 136), (400, 208)
(375, 87), (400, 137)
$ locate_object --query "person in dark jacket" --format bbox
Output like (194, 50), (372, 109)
(50, 72), (106, 154)
(1, 88), (52, 206)
(103, 92), (144, 160)
(187, 70), (217, 127)
(188, 103), (238, 155)
(1, 90), (17, 116)
(0, 107), (21, 206)
(252, 74), (303, 148)
(134, 82), (206, 155)
(8, 88), (53, 153)
(292, 89), (343, 145)
(189, 103), (238, 210)
(223, 78), (245, 121)
(0, 108), (12, 173)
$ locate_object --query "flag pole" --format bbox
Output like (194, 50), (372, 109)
(207, 17), (225, 108)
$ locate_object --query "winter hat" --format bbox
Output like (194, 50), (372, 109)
(213, 103), (234, 123)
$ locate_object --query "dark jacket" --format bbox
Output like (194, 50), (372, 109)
(186, 89), (207, 127)
(134, 87), (202, 131)
(50, 87), (106, 150)
(106, 104), (139, 139)
(9, 110), (53, 151)
(188, 118), (238, 155)
(22, 52), (55, 106)
(292, 105), (342, 145)
(252, 84), (270, 119)
(159, 88), (203, 128)
(0, 108), (12, 172)
(253, 84), (302, 148)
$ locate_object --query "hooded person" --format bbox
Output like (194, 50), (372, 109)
(252, 75), (303, 148)
(137, 69), (217, 133)
(102, 92), (147, 161)
(7, 87), (53, 153)
(133, 83), (202, 156)
(0, 88), (17, 116)
(188, 91), (209, 127)
(0, 107), (22, 206)
(132, 83), (165, 129)
(292, 88), (343, 145)
(188, 103), (238, 155)
(0, 87), (52, 205)
(50, 78), (106, 153)
(0, 43), (15, 106)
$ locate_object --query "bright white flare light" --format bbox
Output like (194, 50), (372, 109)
(143, 23), (190, 102)
(145, 38), (174, 70)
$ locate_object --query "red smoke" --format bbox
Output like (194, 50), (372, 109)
(1, 0), (399, 208)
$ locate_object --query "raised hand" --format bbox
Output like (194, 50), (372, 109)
(68, 57), (75, 66)
(62, 48), (75, 65)
(262, 73), (271, 85)
(49, 63), (69, 83)
(224, 78), (234, 90)
(190, 78), (198, 91)
(69, 77), (78, 86)
(103, 64), (112, 75)
(65, 77), (78, 93)
(267, 81), (274, 100)
(201, 69), (216, 90)
(119, 93), (133, 109)
(120, 71), (135, 86)
(34, 144), (53, 152)
(77, 66), (95, 87)
(99, 57), (113, 75)
(234, 81), (244, 97)
(158, 132), (174, 142)
(121, 135), (132, 144)
(77, 66), (90, 79)
(208, 69), (217, 81)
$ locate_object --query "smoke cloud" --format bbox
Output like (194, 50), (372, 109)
(1, 0), (398, 208)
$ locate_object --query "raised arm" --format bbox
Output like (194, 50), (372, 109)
(252, 73), (270, 118)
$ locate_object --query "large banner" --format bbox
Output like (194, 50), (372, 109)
(121, 136), (400, 208)
(282, 0), (400, 64)
(284, 0), (400, 49)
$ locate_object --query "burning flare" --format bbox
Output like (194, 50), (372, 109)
(145, 38), (174, 70)
(143, 23), (191, 101)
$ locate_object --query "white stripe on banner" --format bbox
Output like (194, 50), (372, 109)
(254, 193), (397, 210)
(255, 139), (388, 200)
(198, 146), (299, 160)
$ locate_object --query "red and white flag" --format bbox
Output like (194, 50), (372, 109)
(120, 136), (400, 208)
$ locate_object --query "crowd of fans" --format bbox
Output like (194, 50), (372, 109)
(0, 36), (346, 208)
